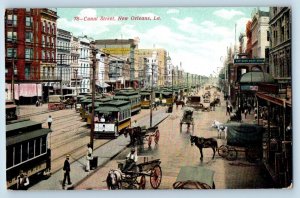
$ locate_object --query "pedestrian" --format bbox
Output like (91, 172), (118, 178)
(86, 153), (93, 172)
(47, 115), (53, 129)
(244, 108), (248, 119)
(132, 120), (137, 128)
(62, 154), (72, 188)
(17, 170), (29, 190)
(36, 99), (39, 107)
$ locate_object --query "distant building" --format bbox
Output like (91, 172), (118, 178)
(78, 35), (92, 93)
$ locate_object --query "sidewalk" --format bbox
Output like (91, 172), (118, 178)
(29, 111), (169, 190)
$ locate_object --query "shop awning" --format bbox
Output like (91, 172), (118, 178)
(256, 92), (292, 107)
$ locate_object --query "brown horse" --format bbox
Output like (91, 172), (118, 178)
(176, 100), (185, 109)
(190, 135), (218, 160)
(123, 127), (144, 146)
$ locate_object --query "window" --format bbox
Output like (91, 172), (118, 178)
(35, 138), (41, 156)
(7, 14), (17, 26)
(28, 140), (34, 159)
(26, 16), (32, 27)
(46, 36), (49, 46)
(41, 136), (47, 153)
(43, 21), (46, 32)
(25, 64), (31, 79)
(7, 31), (17, 41)
(42, 35), (45, 47)
(48, 22), (51, 33)
(53, 23), (56, 34)
(42, 50), (45, 60)
(21, 142), (28, 162)
(26, 8), (31, 12)
(7, 48), (17, 58)
(25, 48), (33, 60)
(25, 32), (33, 43)
(6, 147), (14, 168)
(14, 144), (21, 165)
(267, 31), (270, 42)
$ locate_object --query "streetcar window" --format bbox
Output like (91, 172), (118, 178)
(14, 144), (21, 165)
(6, 147), (13, 168)
(41, 136), (47, 153)
(35, 138), (41, 156)
(21, 142), (28, 162)
(29, 140), (34, 159)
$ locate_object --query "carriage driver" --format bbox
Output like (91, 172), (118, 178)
(122, 148), (138, 172)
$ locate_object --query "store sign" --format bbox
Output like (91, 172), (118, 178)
(234, 59), (265, 64)
(95, 123), (115, 132)
(241, 85), (258, 91)
(102, 48), (130, 55)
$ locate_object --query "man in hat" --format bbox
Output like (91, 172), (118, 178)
(122, 148), (138, 172)
(17, 170), (29, 190)
(62, 154), (72, 188)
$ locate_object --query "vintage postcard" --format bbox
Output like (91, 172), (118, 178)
(5, 7), (292, 190)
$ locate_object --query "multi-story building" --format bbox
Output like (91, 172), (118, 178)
(136, 48), (167, 87)
(251, 9), (270, 59)
(5, 8), (58, 104)
(165, 52), (173, 86)
(78, 35), (92, 93)
(269, 7), (291, 94)
(56, 28), (72, 90)
(69, 36), (81, 95)
(95, 39), (139, 89)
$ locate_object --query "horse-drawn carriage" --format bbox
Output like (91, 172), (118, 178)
(106, 157), (162, 189)
(186, 96), (202, 110)
(173, 166), (215, 189)
(124, 126), (160, 147)
(218, 122), (264, 162)
(180, 108), (194, 133)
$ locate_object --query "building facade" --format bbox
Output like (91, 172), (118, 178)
(5, 8), (58, 104)
(269, 7), (291, 95)
(95, 39), (139, 89)
(69, 36), (81, 95)
(78, 35), (92, 93)
(251, 10), (270, 59)
(57, 28), (72, 89)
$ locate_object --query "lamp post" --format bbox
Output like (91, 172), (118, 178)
(150, 63), (154, 127)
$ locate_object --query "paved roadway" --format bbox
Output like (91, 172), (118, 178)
(75, 88), (274, 190)
(28, 105), (169, 190)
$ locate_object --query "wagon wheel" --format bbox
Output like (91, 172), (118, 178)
(154, 130), (160, 144)
(226, 148), (238, 161)
(245, 146), (261, 163)
(138, 175), (146, 189)
(150, 165), (162, 189)
(218, 145), (228, 158)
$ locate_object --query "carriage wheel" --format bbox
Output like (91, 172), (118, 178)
(139, 175), (146, 189)
(154, 130), (160, 144)
(226, 148), (238, 161)
(150, 165), (162, 189)
(218, 145), (228, 158)
(245, 146), (261, 163)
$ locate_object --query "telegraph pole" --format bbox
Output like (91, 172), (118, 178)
(90, 47), (97, 149)
(150, 63), (154, 127)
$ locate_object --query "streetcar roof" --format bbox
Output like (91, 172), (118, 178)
(6, 120), (41, 132)
(7, 128), (51, 146)
(175, 166), (215, 186)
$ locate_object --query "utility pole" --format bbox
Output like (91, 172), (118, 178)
(150, 63), (154, 127)
(172, 69), (174, 105)
(60, 54), (63, 95)
(90, 47), (97, 149)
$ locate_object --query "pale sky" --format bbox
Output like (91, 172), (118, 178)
(57, 7), (269, 76)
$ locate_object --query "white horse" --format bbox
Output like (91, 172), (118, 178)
(211, 120), (227, 139)
(106, 169), (122, 190)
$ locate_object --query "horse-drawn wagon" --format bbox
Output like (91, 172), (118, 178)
(173, 166), (215, 189)
(48, 95), (64, 110)
(124, 126), (160, 147)
(106, 157), (162, 189)
(218, 122), (264, 162)
(180, 108), (194, 133)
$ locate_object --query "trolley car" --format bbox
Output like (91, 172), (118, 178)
(114, 90), (141, 115)
(6, 119), (51, 189)
(140, 91), (151, 109)
(94, 100), (131, 138)
(161, 91), (173, 106)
